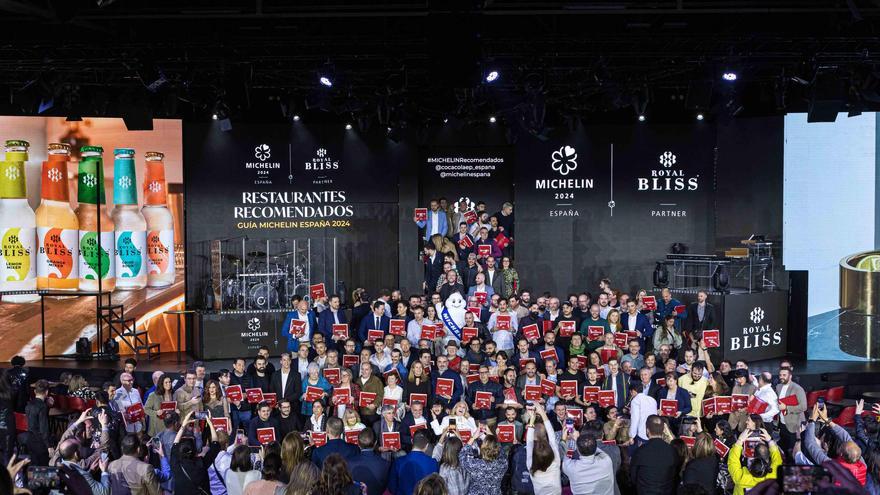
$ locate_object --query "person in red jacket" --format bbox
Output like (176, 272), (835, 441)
(802, 403), (868, 487)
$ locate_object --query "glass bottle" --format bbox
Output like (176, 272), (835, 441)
(36, 143), (79, 291)
(0, 140), (39, 303)
(142, 151), (174, 287)
(76, 146), (115, 292)
(112, 148), (147, 290)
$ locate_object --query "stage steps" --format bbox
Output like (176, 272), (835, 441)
(98, 302), (160, 361)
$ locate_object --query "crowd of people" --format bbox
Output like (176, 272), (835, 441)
(0, 217), (878, 494)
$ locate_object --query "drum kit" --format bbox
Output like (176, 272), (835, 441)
(219, 250), (308, 310)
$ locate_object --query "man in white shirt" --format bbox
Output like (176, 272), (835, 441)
(406, 306), (429, 347)
(628, 381), (658, 445)
(487, 300), (518, 354)
(754, 372), (780, 426)
(114, 373), (144, 434)
(562, 430), (617, 495)
(369, 340), (392, 370)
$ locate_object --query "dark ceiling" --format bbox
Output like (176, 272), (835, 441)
(3, 0), (880, 129)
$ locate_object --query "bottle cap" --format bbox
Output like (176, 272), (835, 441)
(48, 143), (71, 154)
(114, 148), (135, 157)
(78, 155), (106, 205)
(143, 158), (167, 205)
(80, 145), (104, 156)
(41, 152), (70, 202)
(4, 140), (29, 151)
(0, 140), (28, 198)
(145, 151), (164, 161)
(113, 152), (138, 205)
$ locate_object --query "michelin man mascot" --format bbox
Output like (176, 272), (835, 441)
(437, 291), (467, 346)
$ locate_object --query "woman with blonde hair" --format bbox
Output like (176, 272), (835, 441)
(68, 375), (95, 400)
(430, 401), (476, 436)
(431, 234), (458, 261)
(279, 432), (311, 484)
(404, 361), (432, 409)
(279, 461), (319, 495)
(682, 431), (720, 493)
(342, 407), (366, 433)
(607, 309), (622, 332)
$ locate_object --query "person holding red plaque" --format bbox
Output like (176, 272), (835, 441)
(300, 363), (332, 419)
(466, 364), (503, 423)
(473, 226), (502, 260)
(114, 372), (145, 433)
(356, 362), (385, 425)
(373, 405), (404, 459)
(247, 400), (281, 446)
(316, 294), (349, 350)
(487, 299), (519, 354)
(281, 299), (318, 353)
(358, 301), (391, 343)
(414, 198), (448, 242)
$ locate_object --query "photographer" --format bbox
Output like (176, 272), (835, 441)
(728, 427), (782, 495)
(170, 409), (222, 494)
(50, 408), (110, 468)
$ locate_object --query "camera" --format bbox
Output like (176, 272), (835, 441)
(779, 464), (830, 493)
(194, 411), (208, 420)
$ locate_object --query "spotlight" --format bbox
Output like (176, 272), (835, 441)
(638, 114), (646, 122)
(292, 115), (301, 122)
(485, 70), (499, 83)
(443, 118), (449, 124)
(696, 113), (705, 121)
(345, 123), (352, 130)
(722, 72), (737, 82)
(387, 127), (392, 133)
(212, 113), (218, 120)
(489, 116), (497, 123)
(319, 76), (333, 87)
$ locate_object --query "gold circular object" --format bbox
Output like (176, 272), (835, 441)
(840, 251), (880, 314)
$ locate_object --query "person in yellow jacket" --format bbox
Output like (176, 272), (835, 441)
(728, 427), (783, 495)
(678, 363), (709, 417)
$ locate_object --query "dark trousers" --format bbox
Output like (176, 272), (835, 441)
(778, 423), (797, 457)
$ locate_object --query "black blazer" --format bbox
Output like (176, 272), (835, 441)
(269, 369), (303, 407)
(424, 254), (444, 290)
(685, 302), (716, 332)
(630, 438), (680, 495)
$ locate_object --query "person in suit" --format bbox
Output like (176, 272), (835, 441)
(312, 416), (359, 469)
(107, 434), (160, 495)
(270, 352), (303, 416)
(358, 302), (391, 343)
(631, 366), (662, 401)
(466, 272), (495, 306)
(400, 401), (432, 449)
(372, 405), (404, 460)
(281, 299), (319, 353)
(657, 371), (693, 430)
(775, 366), (807, 457)
(423, 243), (444, 293)
(482, 255), (504, 296)
(388, 430), (439, 495)
(451, 222), (474, 261)
(317, 294), (349, 350)
(348, 428), (391, 495)
(630, 415), (681, 495)
(621, 300), (654, 348)
(414, 199), (448, 241)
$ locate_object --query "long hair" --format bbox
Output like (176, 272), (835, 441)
(316, 453), (354, 495)
(415, 473), (449, 495)
(284, 462), (319, 495)
(155, 373), (174, 400)
(281, 432), (305, 476)
(692, 432), (715, 460)
(529, 423), (554, 474)
(440, 436), (463, 468)
(204, 378), (223, 404)
(230, 445), (253, 472)
(480, 434), (501, 462)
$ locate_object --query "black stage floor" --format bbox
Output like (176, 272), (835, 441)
(11, 353), (880, 397)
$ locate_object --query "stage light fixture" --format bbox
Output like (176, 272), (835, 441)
(696, 112), (705, 121)
(638, 114), (646, 122)
(443, 118), (449, 124)
(212, 113), (218, 120)
(319, 76), (333, 87)
(489, 116), (497, 123)
(722, 72), (737, 81)
(387, 126), (392, 133)
(486, 70), (499, 83)
(292, 115), (300, 121)
(345, 123), (353, 130)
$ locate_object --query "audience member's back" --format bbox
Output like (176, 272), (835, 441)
(389, 430), (439, 495)
(629, 415), (679, 495)
(347, 429), (391, 495)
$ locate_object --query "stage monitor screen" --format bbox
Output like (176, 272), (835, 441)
(783, 112), (878, 360)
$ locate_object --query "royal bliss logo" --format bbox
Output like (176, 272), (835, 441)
(730, 305), (782, 351)
(305, 147), (339, 171)
(637, 151), (699, 192)
(536, 145), (594, 218)
(245, 143), (282, 185)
